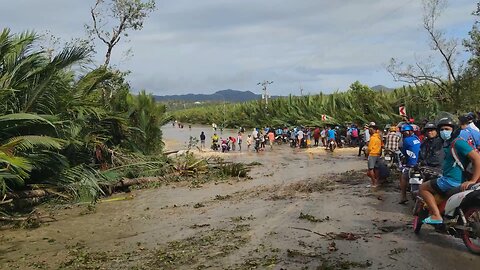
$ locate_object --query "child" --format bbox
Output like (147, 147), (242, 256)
(246, 135), (253, 151)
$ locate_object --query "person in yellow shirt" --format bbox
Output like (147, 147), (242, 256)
(367, 123), (383, 187)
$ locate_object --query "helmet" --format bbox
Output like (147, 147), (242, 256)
(401, 124), (413, 132)
(423, 122), (436, 130)
(436, 117), (455, 129)
(467, 112), (476, 121)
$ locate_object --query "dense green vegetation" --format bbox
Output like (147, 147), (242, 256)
(0, 29), (168, 200)
(172, 82), (459, 128)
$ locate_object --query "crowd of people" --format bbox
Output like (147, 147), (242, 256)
(364, 112), (480, 225)
(199, 126), (360, 153)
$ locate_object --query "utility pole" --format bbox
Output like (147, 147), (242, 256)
(300, 86), (304, 96)
(257, 80), (273, 109)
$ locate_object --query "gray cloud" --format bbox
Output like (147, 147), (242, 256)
(0, 0), (476, 95)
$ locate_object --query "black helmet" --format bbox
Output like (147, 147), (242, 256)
(467, 112), (476, 121)
(423, 122), (436, 130)
(436, 117), (455, 129)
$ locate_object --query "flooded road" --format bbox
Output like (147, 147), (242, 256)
(0, 125), (478, 269)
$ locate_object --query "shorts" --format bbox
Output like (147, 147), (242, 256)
(430, 176), (460, 194)
(368, 156), (379, 169)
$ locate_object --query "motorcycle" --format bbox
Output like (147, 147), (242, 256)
(275, 135), (283, 145)
(289, 137), (296, 148)
(211, 140), (219, 151)
(408, 166), (441, 202)
(413, 183), (480, 254)
(328, 139), (336, 152)
(384, 150), (401, 169)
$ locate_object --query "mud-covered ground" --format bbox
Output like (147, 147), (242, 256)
(0, 126), (478, 269)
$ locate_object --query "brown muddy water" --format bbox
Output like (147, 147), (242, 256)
(0, 125), (478, 269)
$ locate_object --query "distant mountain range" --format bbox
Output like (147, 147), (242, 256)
(371, 85), (394, 92)
(153, 89), (262, 103)
(154, 86), (394, 103)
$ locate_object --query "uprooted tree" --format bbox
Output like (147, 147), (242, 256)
(86, 0), (156, 67)
(386, 0), (462, 109)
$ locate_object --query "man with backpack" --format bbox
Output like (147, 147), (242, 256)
(419, 117), (480, 224)
(351, 125), (359, 146)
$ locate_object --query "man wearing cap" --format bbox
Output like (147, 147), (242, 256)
(419, 122), (444, 169)
(366, 123), (382, 187)
(358, 124), (370, 157)
(399, 124), (421, 204)
(384, 126), (400, 154)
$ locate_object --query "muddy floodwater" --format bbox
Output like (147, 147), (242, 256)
(1, 125), (479, 269)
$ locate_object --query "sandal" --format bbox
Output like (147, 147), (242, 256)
(422, 216), (443, 224)
(398, 199), (408, 205)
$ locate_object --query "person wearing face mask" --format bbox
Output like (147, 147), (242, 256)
(399, 124), (421, 204)
(419, 122), (444, 170)
(419, 117), (480, 224)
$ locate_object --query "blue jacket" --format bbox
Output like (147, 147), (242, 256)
(401, 135), (421, 167)
(459, 127), (480, 150)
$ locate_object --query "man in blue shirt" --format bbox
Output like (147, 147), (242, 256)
(326, 127), (336, 149)
(420, 117), (480, 224)
(399, 124), (421, 204)
(458, 115), (480, 150)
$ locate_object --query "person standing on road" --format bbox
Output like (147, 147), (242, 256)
(358, 124), (370, 157)
(313, 127), (320, 147)
(297, 129), (304, 148)
(268, 130), (275, 149)
(237, 132), (243, 151)
(320, 128), (326, 146)
(246, 134), (253, 151)
(367, 123), (382, 188)
(200, 131), (206, 149)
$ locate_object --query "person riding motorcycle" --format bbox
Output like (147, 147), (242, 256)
(419, 117), (480, 224)
(458, 114), (480, 151)
(419, 122), (444, 170)
(399, 124), (421, 204)
(466, 112), (480, 132)
(211, 133), (219, 150)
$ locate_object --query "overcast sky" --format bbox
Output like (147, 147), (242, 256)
(1, 0), (477, 95)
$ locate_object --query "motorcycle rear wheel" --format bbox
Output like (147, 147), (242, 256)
(462, 207), (480, 255)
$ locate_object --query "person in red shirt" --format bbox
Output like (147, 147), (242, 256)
(313, 127), (321, 146)
(229, 136), (237, 151)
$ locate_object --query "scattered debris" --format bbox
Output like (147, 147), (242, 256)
(298, 212), (329, 223)
(214, 194), (231, 200)
(189, 223), (211, 229)
(328, 241), (338, 252)
(193, 203), (205, 208)
(230, 215), (255, 222)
